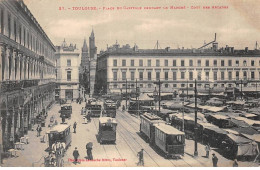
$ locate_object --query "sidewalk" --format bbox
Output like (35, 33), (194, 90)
(2, 104), (61, 167)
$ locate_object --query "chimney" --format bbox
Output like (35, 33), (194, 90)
(165, 47), (170, 52)
(212, 42), (218, 51)
(231, 47), (234, 53)
(245, 47), (248, 53)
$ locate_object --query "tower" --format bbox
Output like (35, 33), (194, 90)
(89, 29), (97, 59)
(81, 38), (89, 70)
(89, 29), (97, 96)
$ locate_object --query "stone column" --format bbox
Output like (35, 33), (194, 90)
(5, 47), (11, 81)
(0, 44), (5, 81)
(11, 49), (16, 81)
(24, 56), (28, 80)
(16, 52), (21, 81)
(20, 55), (24, 80)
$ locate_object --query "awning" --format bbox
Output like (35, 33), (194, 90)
(241, 134), (260, 143)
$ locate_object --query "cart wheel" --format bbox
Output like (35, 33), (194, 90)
(60, 159), (64, 167)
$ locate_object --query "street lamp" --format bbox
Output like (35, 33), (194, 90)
(153, 87), (158, 115)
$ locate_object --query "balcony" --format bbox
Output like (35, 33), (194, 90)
(0, 79), (54, 93)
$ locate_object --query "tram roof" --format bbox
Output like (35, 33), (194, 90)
(47, 124), (70, 133)
(99, 117), (117, 124)
(154, 123), (185, 135)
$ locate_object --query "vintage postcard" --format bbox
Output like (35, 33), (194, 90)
(0, 0), (260, 167)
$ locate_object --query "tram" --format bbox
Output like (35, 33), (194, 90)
(98, 117), (117, 144)
(46, 124), (72, 150)
(104, 100), (117, 118)
(154, 123), (185, 158)
(140, 113), (185, 158)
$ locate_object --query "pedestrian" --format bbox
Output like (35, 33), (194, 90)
(137, 149), (144, 166)
(73, 122), (77, 133)
(205, 143), (210, 158)
(233, 159), (238, 167)
(36, 125), (42, 137)
(73, 147), (80, 164)
(62, 116), (65, 124)
(86, 145), (93, 160)
(81, 107), (84, 115)
(36, 125), (40, 137)
(212, 153), (218, 167)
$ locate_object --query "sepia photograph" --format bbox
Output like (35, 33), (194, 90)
(0, 0), (260, 167)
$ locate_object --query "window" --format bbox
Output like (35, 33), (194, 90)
(67, 71), (71, 81)
(0, 8), (4, 34)
(205, 72), (209, 81)
(131, 72), (135, 81)
(214, 60), (217, 67)
(214, 72), (218, 80)
(113, 72), (117, 80)
(205, 60), (209, 67)
(172, 72), (177, 80)
(197, 60), (201, 67)
(173, 84), (177, 88)
(189, 72), (193, 80)
(221, 60), (225, 67)
(221, 72), (225, 80)
(181, 60), (185, 67)
(67, 59), (71, 66)
(156, 72), (160, 80)
(236, 71), (239, 80)
(24, 28), (26, 46)
(139, 59), (143, 66)
(243, 71), (247, 80)
(228, 60), (232, 66)
(113, 84), (117, 88)
(165, 84), (169, 88)
(8, 13), (11, 38)
(156, 60), (160, 67)
(148, 72), (151, 80)
(165, 60), (168, 66)
(236, 60), (239, 66)
(122, 60), (126, 66)
(213, 84), (217, 87)
(140, 84), (143, 88)
(197, 72), (201, 80)
(139, 72), (143, 80)
(113, 59), (117, 66)
(181, 72), (185, 79)
(173, 60), (176, 66)
(181, 84), (185, 87)
(243, 60), (247, 66)
(19, 26), (21, 44)
(189, 60), (193, 67)
(228, 72), (232, 80)
(148, 84), (152, 88)
(14, 19), (17, 41)
(131, 60), (134, 66)
(189, 84), (193, 87)
(122, 72), (126, 80)
(251, 60), (255, 66)
(251, 72), (255, 80)
(165, 72), (168, 80)
(148, 60), (151, 67)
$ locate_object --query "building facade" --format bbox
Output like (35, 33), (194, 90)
(95, 43), (260, 97)
(0, 0), (56, 155)
(55, 40), (80, 100)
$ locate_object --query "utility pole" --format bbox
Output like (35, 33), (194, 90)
(126, 79), (128, 108)
(240, 79), (243, 100)
(256, 82), (258, 99)
(159, 79), (161, 113)
(194, 79), (198, 156)
(136, 79), (138, 116)
(186, 80), (189, 101)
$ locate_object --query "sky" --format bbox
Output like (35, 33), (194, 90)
(23, 0), (260, 52)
